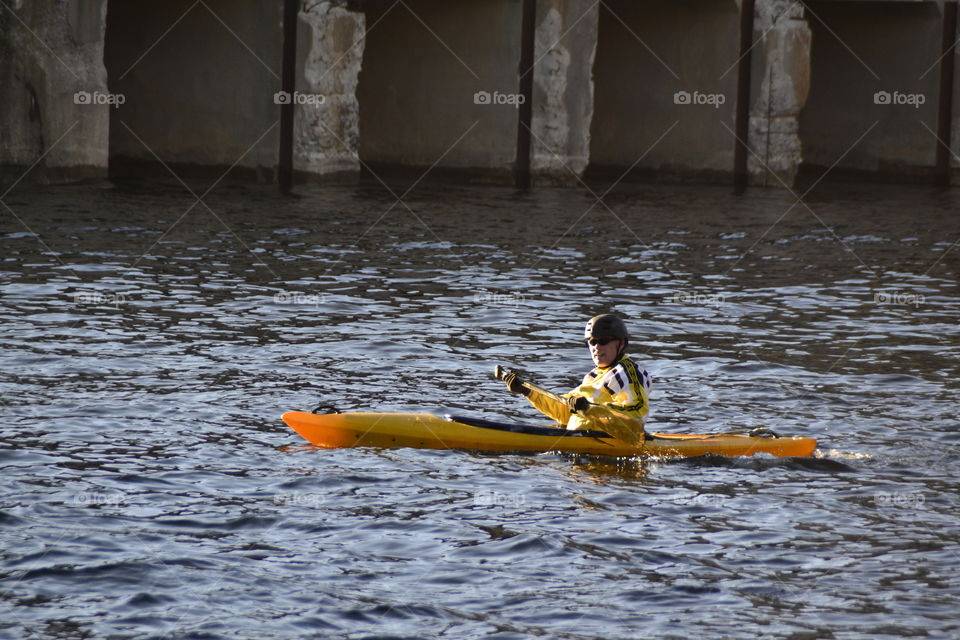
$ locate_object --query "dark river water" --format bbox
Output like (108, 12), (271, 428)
(1, 177), (959, 639)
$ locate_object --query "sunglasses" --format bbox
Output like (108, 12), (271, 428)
(585, 336), (619, 347)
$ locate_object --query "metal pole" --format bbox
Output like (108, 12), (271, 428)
(936, 1), (957, 187)
(278, 0), (298, 194)
(515, 0), (536, 189)
(733, 0), (756, 194)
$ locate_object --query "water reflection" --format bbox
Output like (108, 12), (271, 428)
(2, 179), (958, 639)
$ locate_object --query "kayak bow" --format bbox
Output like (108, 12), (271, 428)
(281, 411), (817, 458)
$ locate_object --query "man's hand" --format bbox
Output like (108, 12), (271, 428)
(502, 370), (525, 395)
(566, 396), (590, 414)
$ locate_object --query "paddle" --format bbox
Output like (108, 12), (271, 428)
(493, 365), (646, 446)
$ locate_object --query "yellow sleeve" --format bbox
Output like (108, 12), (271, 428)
(522, 384), (573, 425)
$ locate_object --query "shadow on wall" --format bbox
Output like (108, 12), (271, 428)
(797, 0), (942, 186)
(104, 0), (282, 184)
(587, 0), (740, 185)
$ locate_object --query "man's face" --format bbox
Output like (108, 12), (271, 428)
(587, 337), (622, 368)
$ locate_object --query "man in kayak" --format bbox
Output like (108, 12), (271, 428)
(497, 314), (652, 444)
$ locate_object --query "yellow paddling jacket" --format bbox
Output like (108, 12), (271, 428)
(521, 355), (652, 431)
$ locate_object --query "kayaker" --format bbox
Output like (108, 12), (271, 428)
(498, 314), (651, 443)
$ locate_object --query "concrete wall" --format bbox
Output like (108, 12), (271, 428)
(748, 0), (811, 187)
(104, 0), (282, 178)
(1, 0), (109, 182)
(589, 0), (740, 182)
(294, 2), (365, 178)
(799, 0), (942, 180)
(3, 0), (957, 187)
(357, 0), (522, 177)
(530, 0), (598, 185)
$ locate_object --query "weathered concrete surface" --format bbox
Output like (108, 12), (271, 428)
(589, 0), (740, 182)
(748, 0), (810, 187)
(530, 0), (598, 186)
(1, 0), (109, 183)
(3, 0), (957, 188)
(295, 1), (365, 178)
(799, 0), (941, 180)
(357, 0), (522, 178)
(105, 0), (281, 179)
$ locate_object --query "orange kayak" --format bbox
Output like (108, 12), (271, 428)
(282, 411), (818, 458)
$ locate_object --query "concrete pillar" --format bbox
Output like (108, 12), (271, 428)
(1, 0), (109, 183)
(295, 1), (365, 178)
(530, 0), (598, 186)
(748, 0), (810, 187)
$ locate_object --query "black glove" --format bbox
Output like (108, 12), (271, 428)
(566, 396), (590, 414)
(502, 370), (525, 395)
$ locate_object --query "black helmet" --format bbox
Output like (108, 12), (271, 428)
(583, 314), (629, 342)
